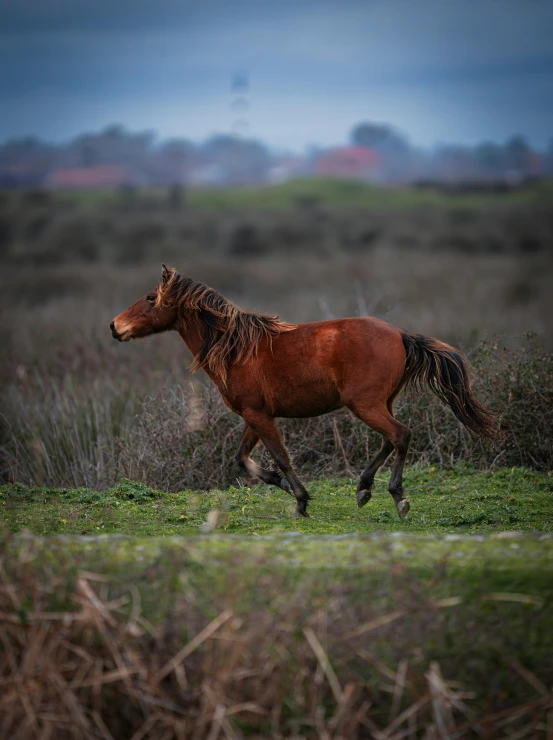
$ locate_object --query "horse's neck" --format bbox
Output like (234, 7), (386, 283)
(178, 314), (204, 360)
(178, 314), (229, 391)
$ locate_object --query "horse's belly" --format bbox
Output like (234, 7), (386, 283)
(271, 383), (342, 418)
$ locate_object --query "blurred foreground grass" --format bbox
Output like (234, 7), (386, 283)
(2, 466), (553, 735)
(1, 519), (552, 735)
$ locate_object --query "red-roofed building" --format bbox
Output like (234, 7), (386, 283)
(315, 147), (382, 180)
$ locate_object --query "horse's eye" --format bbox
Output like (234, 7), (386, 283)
(146, 295), (156, 303)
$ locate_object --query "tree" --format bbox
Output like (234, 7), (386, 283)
(0, 137), (58, 186)
(350, 122), (408, 153)
(350, 122), (411, 180)
(474, 142), (503, 177)
(544, 138), (553, 176)
(504, 136), (531, 176)
(202, 135), (271, 184)
(160, 139), (194, 164)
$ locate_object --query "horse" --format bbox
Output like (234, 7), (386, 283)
(110, 265), (497, 519)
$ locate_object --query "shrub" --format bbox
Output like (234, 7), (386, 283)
(227, 223), (268, 256)
(1, 338), (550, 490)
(116, 337), (551, 491)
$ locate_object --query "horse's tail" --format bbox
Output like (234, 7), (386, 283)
(401, 332), (498, 439)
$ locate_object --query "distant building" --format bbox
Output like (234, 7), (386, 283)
(268, 156), (304, 184)
(188, 163), (226, 186)
(45, 165), (143, 189)
(528, 153), (543, 177)
(315, 147), (382, 180)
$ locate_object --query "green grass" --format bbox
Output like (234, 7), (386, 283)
(2, 466), (552, 537)
(2, 516), (552, 702)
(2, 466), (552, 729)
(3, 528), (552, 621)
(53, 177), (553, 211)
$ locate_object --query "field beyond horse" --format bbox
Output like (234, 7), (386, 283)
(2, 466), (551, 536)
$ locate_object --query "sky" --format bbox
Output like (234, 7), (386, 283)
(1, 0), (552, 151)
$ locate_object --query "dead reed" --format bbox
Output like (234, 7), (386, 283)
(1, 337), (551, 489)
(1, 538), (551, 739)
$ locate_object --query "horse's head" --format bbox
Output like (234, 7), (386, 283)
(110, 265), (180, 341)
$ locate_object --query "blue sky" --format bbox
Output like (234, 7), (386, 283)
(1, 0), (552, 150)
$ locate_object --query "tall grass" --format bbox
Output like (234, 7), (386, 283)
(1, 338), (551, 490)
(2, 189), (552, 487)
(1, 377), (138, 488)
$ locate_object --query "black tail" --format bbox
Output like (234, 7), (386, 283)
(401, 332), (498, 439)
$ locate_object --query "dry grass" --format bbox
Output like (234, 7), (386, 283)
(2, 336), (551, 490)
(1, 192), (552, 487)
(1, 541), (552, 739)
(1, 190), (552, 738)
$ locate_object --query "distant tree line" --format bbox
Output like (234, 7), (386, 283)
(0, 121), (551, 188)
(350, 122), (553, 182)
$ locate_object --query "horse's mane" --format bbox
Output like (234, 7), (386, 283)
(156, 268), (296, 382)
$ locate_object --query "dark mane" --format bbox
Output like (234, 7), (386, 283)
(156, 269), (296, 382)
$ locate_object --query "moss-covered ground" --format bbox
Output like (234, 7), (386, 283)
(2, 523), (553, 714)
(2, 466), (552, 537)
(1, 466), (552, 731)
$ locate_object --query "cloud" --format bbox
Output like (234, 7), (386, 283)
(1, 0), (552, 146)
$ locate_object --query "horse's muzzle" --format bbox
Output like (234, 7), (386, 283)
(110, 321), (127, 341)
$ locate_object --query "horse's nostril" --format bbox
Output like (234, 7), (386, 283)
(110, 321), (115, 331)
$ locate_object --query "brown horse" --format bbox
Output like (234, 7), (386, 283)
(111, 265), (497, 519)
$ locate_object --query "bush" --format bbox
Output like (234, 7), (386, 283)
(1, 189), (552, 269)
(115, 336), (551, 492)
(227, 223), (268, 256)
(0, 377), (139, 489)
(1, 338), (551, 490)
(398, 335), (553, 471)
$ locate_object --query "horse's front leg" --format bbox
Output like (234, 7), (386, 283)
(235, 423), (292, 494)
(241, 411), (311, 518)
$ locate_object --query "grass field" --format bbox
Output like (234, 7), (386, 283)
(1, 182), (552, 736)
(3, 472), (553, 736)
(2, 466), (552, 537)
(55, 176), (553, 211)
(2, 472), (553, 737)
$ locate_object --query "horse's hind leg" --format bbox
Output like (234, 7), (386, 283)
(355, 438), (394, 508)
(355, 397), (397, 507)
(235, 423), (291, 494)
(348, 402), (412, 520)
(242, 410), (311, 518)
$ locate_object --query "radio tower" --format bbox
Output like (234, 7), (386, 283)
(231, 72), (250, 137)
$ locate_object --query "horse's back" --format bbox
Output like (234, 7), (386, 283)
(274, 316), (405, 363)
(229, 316), (407, 417)
(294, 317), (407, 403)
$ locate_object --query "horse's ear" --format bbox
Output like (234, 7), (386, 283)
(161, 264), (181, 288)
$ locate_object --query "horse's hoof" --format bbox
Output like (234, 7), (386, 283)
(292, 510), (310, 518)
(356, 489), (372, 508)
(396, 499), (410, 520)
